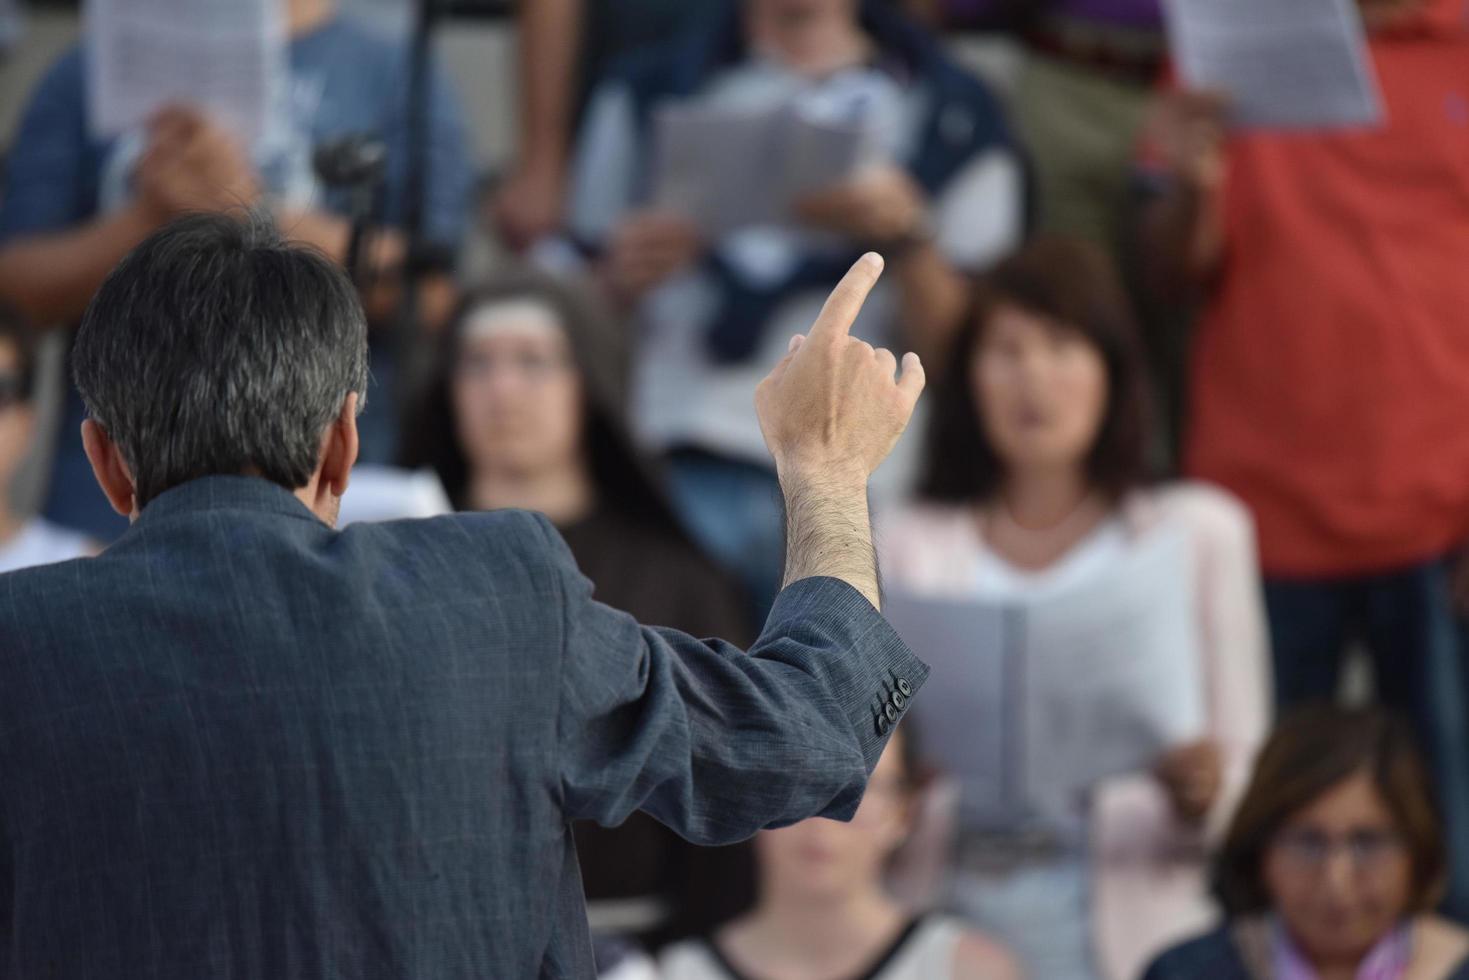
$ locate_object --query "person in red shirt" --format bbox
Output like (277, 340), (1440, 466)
(1143, 0), (1469, 918)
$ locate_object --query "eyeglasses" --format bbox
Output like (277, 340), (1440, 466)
(455, 351), (573, 383)
(0, 374), (26, 411)
(1271, 827), (1406, 872)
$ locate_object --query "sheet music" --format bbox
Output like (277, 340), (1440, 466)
(1162, 0), (1383, 129)
(651, 103), (872, 237)
(884, 525), (1207, 834)
(881, 595), (1017, 829)
(1021, 527), (1206, 829)
(85, 0), (286, 144)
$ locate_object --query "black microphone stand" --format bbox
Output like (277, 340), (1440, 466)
(313, 134), (389, 291)
(393, 0), (447, 388)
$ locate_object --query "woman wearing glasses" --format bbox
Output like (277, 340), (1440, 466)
(402, 271), (755, 961)
(1145, 705), (1469, 980)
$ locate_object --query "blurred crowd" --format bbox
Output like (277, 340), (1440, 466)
(3, 0), (1469, 977)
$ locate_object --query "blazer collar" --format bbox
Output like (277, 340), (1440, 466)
(134, 476), (325, 527)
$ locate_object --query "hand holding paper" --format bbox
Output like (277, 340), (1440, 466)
(135, 106), (262, 221)
(651, 103), (874, 237)
(884, 526), (1208, 833)
(602, 211), (705, 302)
(795, 165), (929, 246)
(1149, 90), (1230, 190)
(85, 0), (285, 145)
(1154, 738), (1223, 824)
(1162, 0), (1384, 130)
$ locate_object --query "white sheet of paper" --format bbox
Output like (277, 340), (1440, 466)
(884, 525), (1207, 834)
(1162, 0), (1383, 129)
(84, 0), (286, 144)
(651, 103), (870, 237)
(881, 594), (1017, 829)
(1021, 526), (1206, 829)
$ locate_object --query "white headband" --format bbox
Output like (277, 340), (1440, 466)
(462, 298), (565, 342)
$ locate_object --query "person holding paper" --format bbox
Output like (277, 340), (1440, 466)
(550, 0), (1026, 616)
(1141, 0), (1469, 920)
(905, 0), (1165, 251)
(488, 0), (720, 253)
(0, 0), (472, 541)
(879, 237), (1271, 980)
(402, 270), (757, 951)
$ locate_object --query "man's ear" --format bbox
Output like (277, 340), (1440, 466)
(81, 419), (136, 518)
(320, 392), (360, 499)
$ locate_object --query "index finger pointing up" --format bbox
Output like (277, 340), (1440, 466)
(808, 253), (885, 345)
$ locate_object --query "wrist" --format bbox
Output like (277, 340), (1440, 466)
(775, 455), (869, 496)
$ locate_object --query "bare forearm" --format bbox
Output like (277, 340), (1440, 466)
(0, 204), (158, 324)
(517, 0), (581, 175)
(757, 253), (921, 611)
(779, 467), (880, 610)
(1141, 181), (1225, 305)
(893, 241), (970, 363)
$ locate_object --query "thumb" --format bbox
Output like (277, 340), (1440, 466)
(765, 336), (805, 386)
(897, 352), (926, 406)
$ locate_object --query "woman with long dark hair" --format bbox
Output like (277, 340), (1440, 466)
(879, 237), (1271, 979)
(402, 270), (754, 956)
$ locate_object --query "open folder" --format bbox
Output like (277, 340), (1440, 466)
(883, 525), (1206, 835)
(650, 102), (875, 237)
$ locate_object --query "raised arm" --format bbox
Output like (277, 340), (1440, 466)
(756, 253), (926, 609)
(490, 0), (582, 251)
(0, 208), (160, 326)
(554, 255), (931, 842)
(0, 56), (167, 325)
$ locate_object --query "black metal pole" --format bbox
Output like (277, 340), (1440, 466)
(393, 0), (444, 406)
(313, 134), (388, 291)
(384, 0), (440, 461)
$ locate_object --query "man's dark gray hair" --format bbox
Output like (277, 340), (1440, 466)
(73, 211), (369, 508)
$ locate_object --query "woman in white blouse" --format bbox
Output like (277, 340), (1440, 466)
(878, 237), (1271, 980)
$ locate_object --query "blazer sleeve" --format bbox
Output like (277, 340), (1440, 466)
(532, 515), (929, 845)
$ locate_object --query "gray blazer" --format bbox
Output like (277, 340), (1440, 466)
(0, 477), (925, 978)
